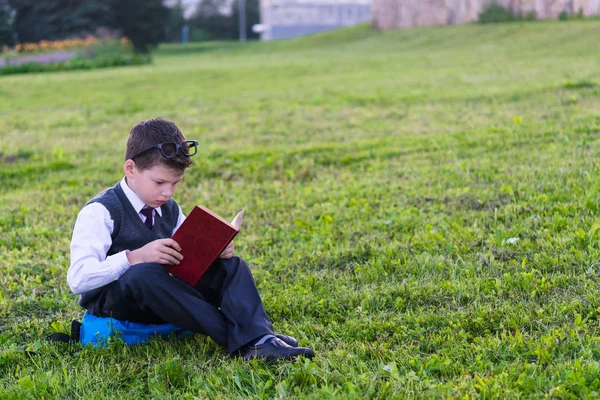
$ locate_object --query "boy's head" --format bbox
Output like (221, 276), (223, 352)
(124, 118), (196, 208)
(125, 118), (194, 172)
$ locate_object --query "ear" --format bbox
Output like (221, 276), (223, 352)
(124, 159), (137, 178)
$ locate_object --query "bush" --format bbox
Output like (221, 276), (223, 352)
(559, 8), (585, 21)
(478, 2), (536, 24)
(191, 29), (211, 42)
(524, 11), (537, 21)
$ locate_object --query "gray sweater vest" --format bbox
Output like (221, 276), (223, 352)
(78, 182), (180, 309)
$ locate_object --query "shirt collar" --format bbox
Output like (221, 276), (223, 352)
(120, 177), (163, 217)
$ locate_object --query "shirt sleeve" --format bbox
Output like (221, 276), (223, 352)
(67, 203), (131, 295)
(172, 204), (186, 236)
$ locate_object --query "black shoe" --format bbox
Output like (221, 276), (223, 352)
(274, 333), (298, 347)
(242, 337), (315, 361)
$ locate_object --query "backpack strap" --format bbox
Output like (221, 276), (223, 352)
(47, 320), (81, 344)
(71, 319), (81, 341)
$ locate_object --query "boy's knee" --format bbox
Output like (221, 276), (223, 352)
(218, 256), (251, 274)
(122, 262), (166, 285)
(230, 255), (244, 265)
(236, 256), (251, 272)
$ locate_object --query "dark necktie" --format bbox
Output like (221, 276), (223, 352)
(140, 207), (154, 230)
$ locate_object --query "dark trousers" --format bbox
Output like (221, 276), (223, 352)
(86, 256), (274, 353)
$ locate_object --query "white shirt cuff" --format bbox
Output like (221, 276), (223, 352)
(109, 250), (132, 275)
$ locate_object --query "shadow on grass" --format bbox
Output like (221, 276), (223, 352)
(155, 41), (253, 57)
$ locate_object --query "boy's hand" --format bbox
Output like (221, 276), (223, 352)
(219, 241), (234, 259)
(127, 239), (183, 266)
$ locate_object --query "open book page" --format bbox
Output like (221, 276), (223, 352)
(231, 210), (244, 231)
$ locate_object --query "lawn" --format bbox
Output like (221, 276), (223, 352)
(1, 19), (600, 398)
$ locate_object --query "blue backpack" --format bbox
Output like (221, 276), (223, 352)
(80, 312), (193, 347)
(49, 312), (193, 348)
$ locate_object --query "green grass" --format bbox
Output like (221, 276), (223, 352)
(1, 20), (600, 398)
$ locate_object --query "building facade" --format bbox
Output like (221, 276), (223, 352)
(260, 0), (372, 40)
(372, 0), (600, 29)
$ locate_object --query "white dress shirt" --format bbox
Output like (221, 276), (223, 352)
(67, 177), (186, 294)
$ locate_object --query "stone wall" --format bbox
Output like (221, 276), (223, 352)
(372, 0), (600, 29)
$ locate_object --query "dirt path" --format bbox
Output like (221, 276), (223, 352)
(0, 50), (78, 67)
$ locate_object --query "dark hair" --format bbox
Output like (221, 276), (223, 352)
(125, 118), (193, 171)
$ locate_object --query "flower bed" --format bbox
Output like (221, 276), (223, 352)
(0, 37), (150, 76)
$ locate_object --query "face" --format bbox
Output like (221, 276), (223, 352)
(124, 160), (184, 208)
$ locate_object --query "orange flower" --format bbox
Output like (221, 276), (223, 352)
(14, 35), (114, 53)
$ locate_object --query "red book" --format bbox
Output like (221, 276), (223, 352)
(167, 206), (244, 286)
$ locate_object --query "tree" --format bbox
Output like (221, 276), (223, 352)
(7, 0), (169, 53)
(8, 0), (112, 43)
(0, 0), (13, 47)
(110, 0), (169, 53)
(189, 0), (235, 40)
(189, 0), (260, 41)
(165, 0), (186, 42)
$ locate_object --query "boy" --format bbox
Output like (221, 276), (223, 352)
(67, 118), (314, 361)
